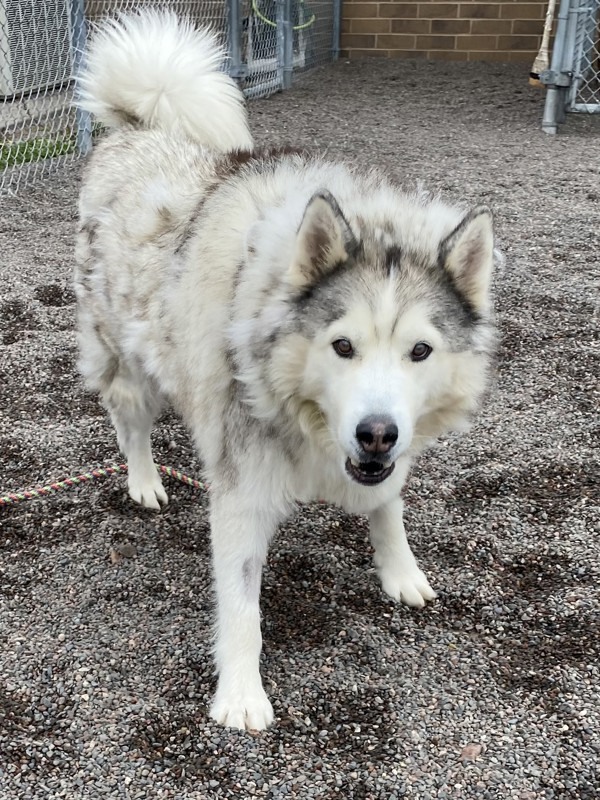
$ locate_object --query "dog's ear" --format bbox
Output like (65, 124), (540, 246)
(439, 206), (494, 312)
(289, 191), (357, 289)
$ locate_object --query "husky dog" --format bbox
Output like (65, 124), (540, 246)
(75, 10), (497, 730)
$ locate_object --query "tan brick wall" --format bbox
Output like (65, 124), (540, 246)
(342, 0), (548, 62)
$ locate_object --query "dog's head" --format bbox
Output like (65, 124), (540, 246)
(234, 190), (497, 487)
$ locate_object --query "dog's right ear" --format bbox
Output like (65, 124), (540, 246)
(289, 192), (357, 289)
(439, 206), (494, 313)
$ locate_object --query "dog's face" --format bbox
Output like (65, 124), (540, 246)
(279, 192), (496, 486)
(233, 191), (496, 487)
(300, 292), (450, 485)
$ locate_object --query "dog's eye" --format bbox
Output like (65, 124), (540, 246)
(411, 342), (432, 362)
(332, 338), (354, 358)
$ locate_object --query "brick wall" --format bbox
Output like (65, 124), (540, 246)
(341, 0), (548, 62)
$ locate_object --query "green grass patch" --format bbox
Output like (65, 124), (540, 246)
(0, 136), (76, 169)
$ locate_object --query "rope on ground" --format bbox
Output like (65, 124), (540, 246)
(0, 463), (206, 508)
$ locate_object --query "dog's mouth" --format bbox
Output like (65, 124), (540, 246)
(345, 457), (395, 486)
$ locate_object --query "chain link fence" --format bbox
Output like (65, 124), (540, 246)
(0, 0), (340, 194)
(236, 0), (339, 98)
(541, 0), (600, 132)
(569, 0), (600, 109)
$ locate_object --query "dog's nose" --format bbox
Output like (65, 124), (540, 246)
(355, 416), (398, 455)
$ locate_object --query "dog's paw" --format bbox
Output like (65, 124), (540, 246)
(378, 564), (437, 608)
(210, 685), (274, 731)
(128, 470), (168, 510)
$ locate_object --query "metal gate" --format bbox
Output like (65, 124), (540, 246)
(541, 0), (600, 133)
(232, 0), (341, 99)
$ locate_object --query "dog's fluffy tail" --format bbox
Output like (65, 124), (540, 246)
(77, 9), (252, 151)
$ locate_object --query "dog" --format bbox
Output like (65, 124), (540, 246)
(75, 10), (497, 730)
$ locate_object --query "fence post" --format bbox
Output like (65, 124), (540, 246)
(70, 0), (92, 155)
(228, 0), (245, 80)
(283, 0), (293, 89)
(332, 0), (342, 60)
(275, 0), (284, 90)
(541, 0), (576, 132)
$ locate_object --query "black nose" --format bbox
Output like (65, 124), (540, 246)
(355, 416), (399, 455)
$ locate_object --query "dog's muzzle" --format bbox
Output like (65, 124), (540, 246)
(346, 414), (398, 485)
(345, 457), (395, 486)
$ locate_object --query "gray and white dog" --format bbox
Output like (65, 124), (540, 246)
(75, 10), (497, 730)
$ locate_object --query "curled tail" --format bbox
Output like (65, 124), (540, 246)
(77, 9), (253, 151)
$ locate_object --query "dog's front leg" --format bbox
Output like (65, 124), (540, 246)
(369, 497), (437, 608)
(209, 492), (278, 730)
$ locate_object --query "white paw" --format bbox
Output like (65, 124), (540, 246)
(377, 564), (437, 608)
(210, 683), (274, 731)
(128, 470), (168, 510)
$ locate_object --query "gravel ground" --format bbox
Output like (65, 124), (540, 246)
(1, 59), (599, 799)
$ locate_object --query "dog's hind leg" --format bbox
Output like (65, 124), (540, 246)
(104, 367), (168, 510)
(78, 318), (167, 510)
(369, 497), (436, 608)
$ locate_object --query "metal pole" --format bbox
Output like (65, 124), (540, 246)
(70, 0), (92, 155)
(228, 0), (245, 80)
(275, 0), (285, 90)
(564, 0), (584, 108)
(332, 0), (342, 60)
(283, 0), (293, 89)
(541, 0), (573, 133)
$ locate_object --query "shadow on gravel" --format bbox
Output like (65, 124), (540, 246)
(130, 685), (399, 789)
(450, 459), (598, 522)
(0, 684), (76, 775)
(0, 298), (39, 344)
(33, 283), (75, 307)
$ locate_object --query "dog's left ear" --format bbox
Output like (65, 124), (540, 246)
(289, 191), (357, 289)
(439, 206), (494, 312)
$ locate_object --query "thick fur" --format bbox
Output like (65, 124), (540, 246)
(75, 11), (498, 731)
(77, 9), (252, 151)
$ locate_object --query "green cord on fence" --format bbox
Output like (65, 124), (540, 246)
(0, 464), (205, 508)
(251, 0), (316, 31)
